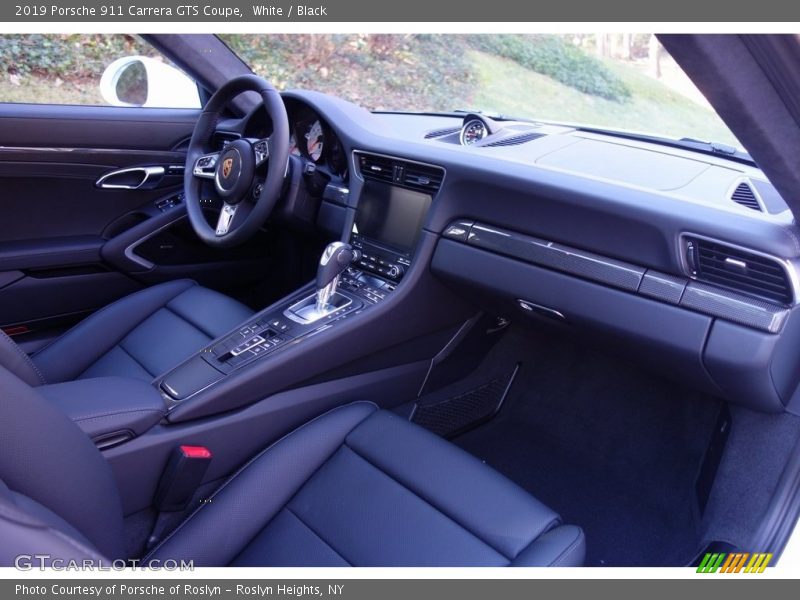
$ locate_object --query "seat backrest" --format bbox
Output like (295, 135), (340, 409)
(0, 330), (46, 386)
(0, 365), (125, 564)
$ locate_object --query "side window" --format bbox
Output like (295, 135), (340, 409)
(0, 34), (201, 108)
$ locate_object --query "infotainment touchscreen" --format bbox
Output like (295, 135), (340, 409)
(353, 180), (432, 254)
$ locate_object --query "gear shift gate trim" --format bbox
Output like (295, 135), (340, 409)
(285, 292), (353, 325)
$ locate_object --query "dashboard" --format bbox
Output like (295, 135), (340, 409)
(222, 89), (800, 416)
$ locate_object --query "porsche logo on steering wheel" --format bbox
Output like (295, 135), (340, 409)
(222, 157), (234, 179)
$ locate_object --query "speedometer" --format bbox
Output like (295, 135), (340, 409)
(460, 119), (488, 146)
(305, 120), (324, 162)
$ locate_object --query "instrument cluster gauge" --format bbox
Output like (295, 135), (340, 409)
(305, 120), (324, 162)
(460, 118), (488, 146)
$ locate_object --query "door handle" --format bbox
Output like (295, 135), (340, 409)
(96, 166), (165, 190)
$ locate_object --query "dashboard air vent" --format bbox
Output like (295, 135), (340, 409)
(486, 131), (546, 147)
(402, 164), (445, 194)
(357, 152), (445, 195)
(356, 153), (395, 184)
(687, 238), (793, 304)
(730, 181), (762, 212)
(424, 126), (460, 139)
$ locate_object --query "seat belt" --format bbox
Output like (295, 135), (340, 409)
(146, 445), (212, 551)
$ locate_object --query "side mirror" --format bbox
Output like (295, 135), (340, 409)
(100, 56), (201, 109)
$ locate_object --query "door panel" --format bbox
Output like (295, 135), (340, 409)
(0, 160), (183, 242)
(0, 103), (269, 344)
(0, 104), (199, 148)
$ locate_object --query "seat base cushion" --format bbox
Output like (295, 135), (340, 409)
(147, 403), (585, 567)
(32, 280), (253, 383)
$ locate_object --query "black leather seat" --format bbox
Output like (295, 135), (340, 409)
(0, 369), (585, 567)
(0, 280), (253, 385)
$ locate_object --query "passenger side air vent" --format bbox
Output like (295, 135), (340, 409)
(686, 237), (793, 304)
(356, 152), (445, 195)
(730, 181), (762, 212)
(424, 126), (460, 139)
(485, 131), (546, 147)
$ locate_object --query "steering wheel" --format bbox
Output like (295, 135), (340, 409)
(184, 75), (290, 247)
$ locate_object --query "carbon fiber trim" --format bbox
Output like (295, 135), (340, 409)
(680, 282), (789, 334)
(638, 271), (688, 305)
(468, 223), (644, 292)
(448, 220), (790, 334)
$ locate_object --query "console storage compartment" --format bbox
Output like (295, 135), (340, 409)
(38, 376), (166, 448)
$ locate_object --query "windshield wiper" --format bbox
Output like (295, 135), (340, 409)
(575, 125), (755, 165)
(665, 135), (753, 165)
(677, 137), (742, 157)
(452, 108), (519, 121)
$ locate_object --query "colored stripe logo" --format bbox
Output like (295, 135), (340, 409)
(697, 552), (773, 573)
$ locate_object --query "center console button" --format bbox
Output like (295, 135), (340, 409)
(230, 334), (266, 356)
(268, 318), (290, 332)
(249, 345), (269, 357)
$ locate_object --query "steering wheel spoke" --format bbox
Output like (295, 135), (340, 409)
(215, 202), (256, 237)
(215, 203), (238, 236)
(193, 152), (220, 179)
(254, 138), (270, 166)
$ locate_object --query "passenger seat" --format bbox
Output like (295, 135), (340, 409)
(0, 367), (585, 567)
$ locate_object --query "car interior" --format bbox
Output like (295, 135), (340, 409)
(2, 33), (800, 568)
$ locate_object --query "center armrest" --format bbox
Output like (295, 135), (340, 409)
(38, 377), (166, 449)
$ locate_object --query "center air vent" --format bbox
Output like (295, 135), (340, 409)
(485, 131), (546, 147)
(730, 180), (762, 212)
(686, 237), (793, 304)
(356, 152), (444, 195)
(356, 153), (394, 184)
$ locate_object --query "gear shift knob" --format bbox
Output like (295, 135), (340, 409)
(315, 242), (360, 310)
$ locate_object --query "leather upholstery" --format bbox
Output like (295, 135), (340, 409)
(0, 481), (106, 567)
(0, 367), (125, 559)
(0, 329), (45, 387)
(38, 377), (166, 442)
(147, 403), (586, 567)
(0, 372), (585, 567)
(30, 280), (253, 384)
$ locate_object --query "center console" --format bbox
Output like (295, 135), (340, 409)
(342, 179), (431, 295)
(158, 161), (438, 407)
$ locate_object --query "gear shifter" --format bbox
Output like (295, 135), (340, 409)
(285, 241), (361, 324)
(315, 242), (360, 311)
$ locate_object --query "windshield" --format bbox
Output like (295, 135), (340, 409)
(222, 33), (743, 151)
